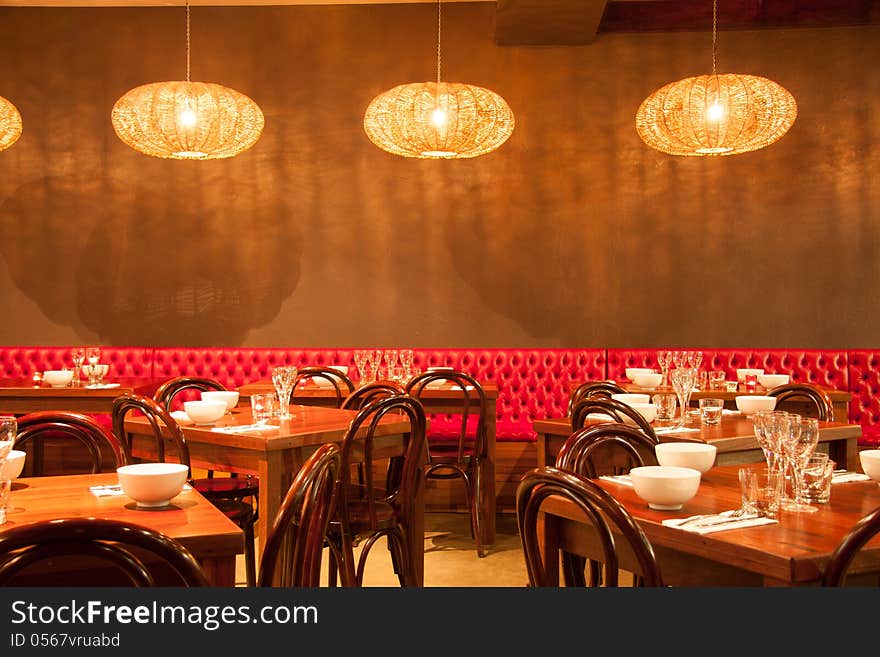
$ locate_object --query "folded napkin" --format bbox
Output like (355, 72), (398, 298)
(211, 423), (279, 434)
(653, 426), (701, 435)
(85, 383), (120, 389)
(831, 471), (872, 484)
(598, 474), (633, 487)
(663, 511), (777, 534)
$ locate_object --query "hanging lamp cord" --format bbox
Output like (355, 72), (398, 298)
(711, 0), (717, 76)
(186, 0), (191, 82)
(436, 0), (442, 86)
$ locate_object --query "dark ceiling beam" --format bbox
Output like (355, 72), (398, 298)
(494, 0), (610, 45)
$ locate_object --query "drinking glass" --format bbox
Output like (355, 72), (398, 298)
(742, 467), (783, 519)
(699, 398), (724, 425)
(802, 453), (835, 504)
(384, 350), (399, 372)
(653, 393), (678, 421)
(71, 347), (85, 385)
(670, 367), (697, 428)
(353, 350), (368, 382)
(781, 417), (820, 513)
(399, 349), (414, 377)
(250, 393), (276, 426)
(708, 370), (726, 391)
(672, 351), (688, 369)
(271, 366), (297, 420)
(687, 351), (704, 370)
(656, 350), (671, 387)
(0, 478), (11, 525)
(0, 416), (15, 461)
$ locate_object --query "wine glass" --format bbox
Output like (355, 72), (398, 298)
(670, 367), (697, 429)
(781, 417), (820, 513)
(672, 350), (688, 369)
(71, 347), (85, 386)
(85, 346), (101, 386)
(687, 351), (703, 370)
(353, 350), (368, 382)
(752, 410), (786, 474)
(384, 350), (399, 372)
(656, 350), (671, 387)
(0, 416), (15, 525)
(271, 366), (298, 420)
(399, 349), (414, 377)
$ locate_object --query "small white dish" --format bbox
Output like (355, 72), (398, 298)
(655, 442), (717, 473)
(735, 395), (777, 417)
(757, 373), (790, 388)
(183, 400), (227, 426)
(117, 462), (189, 508)
(630, 465), (702, 510)
(736, 368), (764, 382)
(200, 390), (239, 411)
(632, 372), (663, 389)
(611, 393), (651, 405)
(43, 370), (74, 387)
(625, 367), (653, 381)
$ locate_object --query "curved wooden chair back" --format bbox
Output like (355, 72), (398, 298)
(259, 443), (341, 587)
(153, 376), (226, 411)
(556, 423), (659, 479)
(0, 517), (209, 586)
(569, 381), (627, 414)
(823, 506), (880, 586)
(340, 380), (405, 410)
(767, 383), (835, 421)
(14, 411), (128, 475)
(570, 397), (658, 442)
(516, 467), (663, 587)
(295, 366), (355, 408)
(111, 394), (192, 479)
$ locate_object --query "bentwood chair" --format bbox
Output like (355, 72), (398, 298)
(294, 366), (355, 408)
(258, 443), (341, 587)
(767, 383), (835, 421)
(0, 517), (209, 586)
(14, 411), (128, 476)
(328, 394), (427, 587)
(568, 381), (627, 414)
(111, 393), (258, 587)
(555, 423), (659, 586)
(823, 506), (880, 586)
(570, 396), (658, 442)
(405, 369), (489, 557)
(516, 467), (663, 587)
(341, 380), (405, 410)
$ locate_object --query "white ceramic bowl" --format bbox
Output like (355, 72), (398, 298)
(655, 442), (717, 473)
(632, 372), (663, 389)
(183, 400), (227, 425)
(43, 369), (74, 387)
(0, 450), (25, 480)
(200, 390), (239, 411)
(736, 368), (764, 382)
(117, 462), (189, 508)
(625, 367), (653, 381)
(859, 450), (880, 483)
(629, 465), (702, 510)
(630, 403), (658, 424)
(611, 393), (651, 406)
(80, 364), (109, 379)
(757, 373), (790, 388)
(735, 395), (777, 416)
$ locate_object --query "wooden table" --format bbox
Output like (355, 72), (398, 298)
(534, 414), (862, 471)
(238, 379), (499, 546)
(0, 472), (243, 586)
(0, 377), (160, 414)
(538, 463), (880, 586)
(121, 404), (424, 584)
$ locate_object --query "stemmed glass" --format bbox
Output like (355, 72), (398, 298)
(670, 367), (697, 429)
(687, 351), (703, 370)
(0, 416), (15, 525)
(353, 350), (369, 382)
(781, 417), (820, 513)
(399, 349), (414, 378)
(657, 350), (672, 387)
(271, 366), (298, 421)
(753, 410), (787, 475)
(672, 350), (688, 369)
(85, 346), (101, 386)
(384, 350), (399, 373)
(71, 347), (85, 386)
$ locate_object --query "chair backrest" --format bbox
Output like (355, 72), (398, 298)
(340, 380), (405, 411)
(823, 506), (880, 586)
(516, 467), (663, 587)
(556, 423), (659, 478)
(14, 411), (128, 475)
(570, 397), (658, 442)
(767, 383), (835, 421)
(0, 517), (209, 586)
(153, 376), (226, 411)
(295, 366), (355, 409)
(336, 394), (427, 546)
(569, 381), (627, 414)
(111, 394), (192, 478)
(258, 443), (341, 587)
(405, 369), (488, 462)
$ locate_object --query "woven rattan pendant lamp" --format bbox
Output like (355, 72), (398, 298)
(0, 95), (22, 152)
(636, 0), (796, 156)
(363, 0), (514, 159)
(111, 1), (263, 160)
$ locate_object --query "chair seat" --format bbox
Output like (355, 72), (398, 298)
(211, 497), (256, 525)
(192, 475), (260, 499)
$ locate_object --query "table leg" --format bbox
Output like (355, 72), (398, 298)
(257, 452), (285, 581)
(199, 556), (237, 587)
(479, 400), (497, 547)
(828, 436), (859, 471)
(407, 465), (425, 586)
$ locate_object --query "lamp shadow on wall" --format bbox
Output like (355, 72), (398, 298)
(0, 175), (302, 345)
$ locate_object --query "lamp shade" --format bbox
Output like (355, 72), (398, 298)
(0, 96), (23, 152)
(111, 80), (264, 160)
(364, 81), (514, 159)
(636, 73), (797, 156)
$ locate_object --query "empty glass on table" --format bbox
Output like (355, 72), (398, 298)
(670, 367), (698, 429)
(71, 347), (85, 385)
(271, 366), (298, 420)
(781, 416), (820, 513)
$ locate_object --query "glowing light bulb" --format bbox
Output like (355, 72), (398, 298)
(179, 108), (197, 127)
(431, 107), (447, 127)
(706, 100), (725, 122)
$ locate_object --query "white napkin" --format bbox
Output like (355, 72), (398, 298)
(653, 426), (701, 435)
(211, 424), (279, 434)
(663, 512), (777, 534)
(721, 409), (741, 416)
(831, 471), (872, 484)
(85, 383), (120, 389)
(598, 474), (633, 487)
